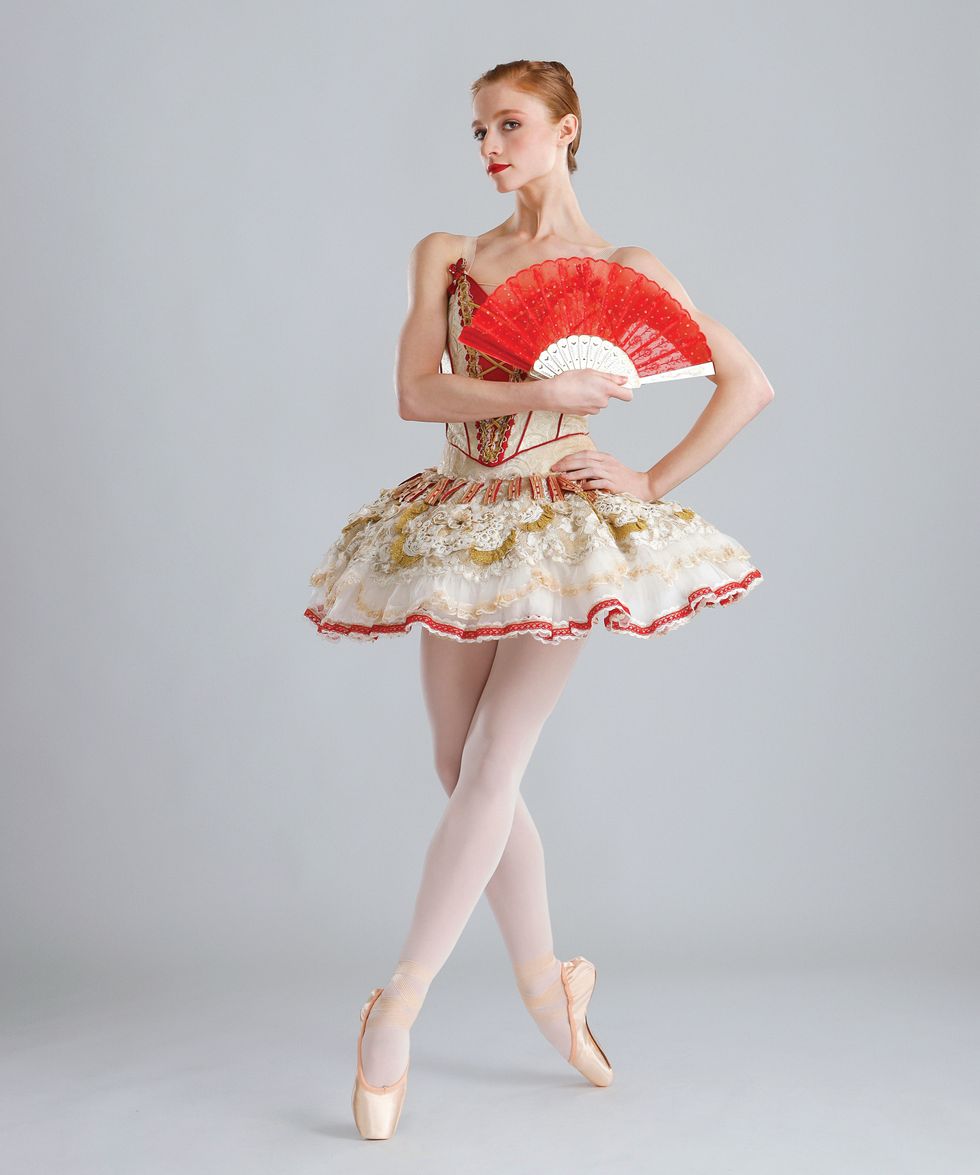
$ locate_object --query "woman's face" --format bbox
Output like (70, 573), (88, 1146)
(471, 84), (574, 188)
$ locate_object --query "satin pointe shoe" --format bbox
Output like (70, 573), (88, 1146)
(351, 986), (409, 1140)
(560, 956), (614, 1086)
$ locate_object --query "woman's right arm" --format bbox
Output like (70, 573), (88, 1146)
(394, 232), (552, 422)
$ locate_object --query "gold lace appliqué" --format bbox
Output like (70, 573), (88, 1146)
(468, 501), (557, 565)
(456, 269), (521, 465)
(390, 499), (430, 567)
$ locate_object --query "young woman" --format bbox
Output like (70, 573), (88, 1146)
(304, 59), (772, 1140)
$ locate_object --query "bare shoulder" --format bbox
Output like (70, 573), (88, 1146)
(409, 231), (467, 274)
(610, 246), (698, 313)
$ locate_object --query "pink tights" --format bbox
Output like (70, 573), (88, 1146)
(359, 628), (587, 1086)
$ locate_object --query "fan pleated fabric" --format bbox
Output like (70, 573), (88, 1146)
(457, 255), (714, 385)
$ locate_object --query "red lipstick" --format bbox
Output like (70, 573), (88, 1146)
(487, 163), (511, 174)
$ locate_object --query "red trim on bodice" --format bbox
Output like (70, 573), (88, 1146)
(442, 256), (589, 469)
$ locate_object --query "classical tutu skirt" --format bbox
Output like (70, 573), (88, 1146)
(303, 464), (763, 645)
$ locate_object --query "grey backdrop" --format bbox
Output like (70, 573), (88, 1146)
(2, 2), (977, 1171)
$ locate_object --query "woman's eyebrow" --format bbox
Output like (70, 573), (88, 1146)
(471, 108), (525, 127)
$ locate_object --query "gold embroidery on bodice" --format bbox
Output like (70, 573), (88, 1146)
(439, 257), (597, 479)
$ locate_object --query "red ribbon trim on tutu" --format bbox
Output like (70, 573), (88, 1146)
(390, 468), (605, 519)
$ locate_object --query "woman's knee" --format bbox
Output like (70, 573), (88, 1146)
(433, 751), (461, 796)
(455, 728), (532, 800)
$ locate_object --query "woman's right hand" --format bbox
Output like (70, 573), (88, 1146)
(532, 368), (633, 415)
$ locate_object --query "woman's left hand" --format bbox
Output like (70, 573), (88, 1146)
(549, 449), (655, 501)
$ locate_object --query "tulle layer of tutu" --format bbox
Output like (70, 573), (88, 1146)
(303, 466), (763, 645)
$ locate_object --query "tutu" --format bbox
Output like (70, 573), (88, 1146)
(303, 239), (763, 645)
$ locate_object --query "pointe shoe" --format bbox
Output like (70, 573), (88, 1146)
(351, 986), (409, 1140)
(560, 956), (614, 1086)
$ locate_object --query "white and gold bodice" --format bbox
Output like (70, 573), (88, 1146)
(436, 237), (620, 480)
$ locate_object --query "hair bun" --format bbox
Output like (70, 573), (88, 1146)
(547, 60), (574, 84)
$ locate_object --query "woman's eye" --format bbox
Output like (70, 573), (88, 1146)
(472, 120), (519, 140)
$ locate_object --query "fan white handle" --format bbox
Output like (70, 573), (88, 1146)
(522, 334), (715, 387)
(525, 335), (641, 388)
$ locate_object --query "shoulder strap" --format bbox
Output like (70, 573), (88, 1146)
(462, 234), (477, 269)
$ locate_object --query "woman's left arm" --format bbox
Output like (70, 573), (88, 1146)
(550, 246), (774, 502)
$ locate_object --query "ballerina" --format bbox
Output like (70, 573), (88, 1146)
(303, 57), (773, 1140)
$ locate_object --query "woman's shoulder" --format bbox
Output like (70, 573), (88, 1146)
(410, 231), (470, 267)
(402, 233), (473, 304)
(610, 246), (696, 312)
(608, 244), (659, 269)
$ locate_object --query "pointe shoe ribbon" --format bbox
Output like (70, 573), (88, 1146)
(351, 986), (410, 1140)
(561, 956), (614, 1086)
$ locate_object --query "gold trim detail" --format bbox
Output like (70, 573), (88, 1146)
(469, 528), (517, 565)
(466, 500), (557, 565)
(341, 511), (383, 536)
(390, 499), (430, 567)
(604, 515), (648, 543)
(519, 501), (556, 531)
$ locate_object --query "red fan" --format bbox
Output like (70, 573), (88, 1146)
(457, 257), (714, 388)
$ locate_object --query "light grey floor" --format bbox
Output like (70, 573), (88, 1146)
(2, 960), (978, 1173)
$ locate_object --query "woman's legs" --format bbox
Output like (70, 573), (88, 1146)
(419, 630), (575, 1058)
(359, 629), (586, 1085)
